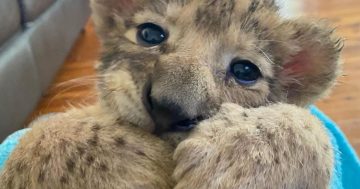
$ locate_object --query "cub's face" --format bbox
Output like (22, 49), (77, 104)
(91, 0), (343, 133)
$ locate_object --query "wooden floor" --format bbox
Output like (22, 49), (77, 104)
(29, 0), (360, 155)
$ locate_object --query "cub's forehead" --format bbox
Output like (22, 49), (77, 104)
(139, 0), (279, 32)
(144, 0), (278, 16)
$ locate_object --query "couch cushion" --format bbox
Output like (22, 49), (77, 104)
(0, 38), (41, 141)
(0, 0), (21, 46)
(22, 0), (55, 22)
(28, 0), (90, 91)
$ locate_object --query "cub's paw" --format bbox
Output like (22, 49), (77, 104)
(0, 113), (175, 189)
(173, 103), (333, 189)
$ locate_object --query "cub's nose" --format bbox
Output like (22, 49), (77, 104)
(146, 61), (218, 133)
(148, 97), (203, 132)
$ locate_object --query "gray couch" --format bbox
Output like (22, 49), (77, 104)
(0, 0), (91, 141)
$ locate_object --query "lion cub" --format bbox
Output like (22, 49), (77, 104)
(0, 0), (343, 188)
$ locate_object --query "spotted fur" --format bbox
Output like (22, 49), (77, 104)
(0, 0), (343, 188)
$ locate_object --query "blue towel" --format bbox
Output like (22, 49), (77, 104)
(1, 108), (360, 188)
(0, 128), (31, 170)
(310, 106), (360, 189)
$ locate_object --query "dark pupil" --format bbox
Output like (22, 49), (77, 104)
(231, 61), (261, 82)
(140, 26), (165, 44)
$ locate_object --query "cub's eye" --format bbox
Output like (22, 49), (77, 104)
(230, 59), (262, 85)
(137, 23), (167, 46)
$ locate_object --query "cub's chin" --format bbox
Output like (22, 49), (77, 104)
(159, 131), (192, 148)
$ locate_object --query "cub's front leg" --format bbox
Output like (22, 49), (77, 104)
(174, 103), (333, 189)
(0, 107), (175, 189)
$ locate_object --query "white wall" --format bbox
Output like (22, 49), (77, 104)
(276, 0), (303, 18)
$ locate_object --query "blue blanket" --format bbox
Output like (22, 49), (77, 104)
(310, 106), (360, 189)
(1, 107), (360, 188)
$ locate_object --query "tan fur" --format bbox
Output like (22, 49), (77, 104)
(173, 103), (333, 188)
(0, 104), (175, 189)
(0, 0), (342, 188)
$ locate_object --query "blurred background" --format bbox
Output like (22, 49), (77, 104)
(1, 0), (359, 155)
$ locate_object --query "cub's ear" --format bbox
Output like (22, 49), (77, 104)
(274, 19), (344, 106)
(90, 0), (144, 39)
